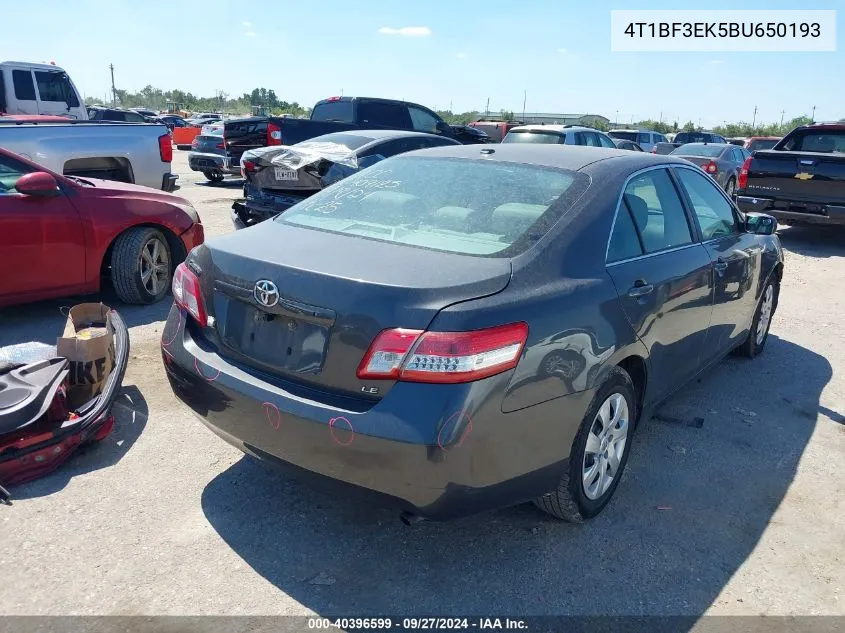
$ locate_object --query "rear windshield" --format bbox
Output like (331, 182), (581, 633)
(311, 100), (354, 123)
(502, 131), (565, 144)
(671, 144), (725, 157)
(297, 133), (374, 152)
(276, 156), (587, 256)
(780, 131), (845, 153)
(746, 139), (779, 151)
(609, 131), (638, 142)
(674, 132), (719, 144)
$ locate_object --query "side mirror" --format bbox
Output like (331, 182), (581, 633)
(745, 212), (777, 236)
(435, 120), (451, 135)
(15, 172), (61, 197)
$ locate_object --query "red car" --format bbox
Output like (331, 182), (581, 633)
(0, 147), (204, 307)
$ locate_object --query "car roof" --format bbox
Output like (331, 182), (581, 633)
(313, 129), (447, 141)
(508, 124), (605, 134)
(404, 143), (691, 171)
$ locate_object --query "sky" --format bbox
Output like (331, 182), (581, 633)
(2, 0), (842, 128)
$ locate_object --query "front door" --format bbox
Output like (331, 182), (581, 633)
(674, 167), (762, 358)
(606, 167), (714, 401)
(0, 155), (86, 302)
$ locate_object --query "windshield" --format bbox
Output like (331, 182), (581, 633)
(674, 132), (714, 144)
(671, 144), (725, 158)
(502, 131), (565, 144)
(276, 156), (587, 256)
(297, 133), (374, 152)
(780, 131), (845, 153)
(311, 100), (354, 123)
(609, 131), (638, 142)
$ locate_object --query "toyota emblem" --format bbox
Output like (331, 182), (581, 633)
(254, 280), (279, 307)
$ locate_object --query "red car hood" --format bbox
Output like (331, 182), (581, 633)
(73, 177), (191, 206)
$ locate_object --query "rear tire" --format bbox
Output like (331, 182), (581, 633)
(110, 227), (172, 305)
(204, 170), (224, 183)
(725, 177), (736, 197)
(738, 279), (778, 358)
(533, 366), (636, 522)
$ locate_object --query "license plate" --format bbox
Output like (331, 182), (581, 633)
(275, 168), (298, 181)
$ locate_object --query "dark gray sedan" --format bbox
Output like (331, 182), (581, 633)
(670, 143), (750, 196)
(162, 145), (783, 523)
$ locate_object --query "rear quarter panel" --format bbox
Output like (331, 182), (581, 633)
(0, 123), (171, 189)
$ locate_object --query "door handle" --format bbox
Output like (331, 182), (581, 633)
(627, 280), (654, 298)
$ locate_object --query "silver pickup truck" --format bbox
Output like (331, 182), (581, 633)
(0, 120), (177, 191)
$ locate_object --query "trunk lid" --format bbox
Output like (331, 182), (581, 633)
(248, 143), (358, 195)
(191, 223), (512, 400)
(745, 150), (845, 205)
(191, 134), (225, 154)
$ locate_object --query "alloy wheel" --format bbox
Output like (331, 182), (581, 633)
(582, 393), (630, 500)
(756, 284), (774, 345)
(140, 237), (170, 297)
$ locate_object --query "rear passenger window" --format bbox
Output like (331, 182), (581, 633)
(622, 169), (693, 253)
(675, 168), (739, 239)
(598, 134), (616, 148)
(12, 70), (36, 101)
(607, 204), (644, 263)
(358, 101), (412, 130)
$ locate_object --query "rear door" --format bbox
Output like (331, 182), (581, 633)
(9, 69), (38, 115)
(356, 100), (413, 131)
(605, 167), (714, 400)
(673, 166), (760, 358)
(0, 155), (85, 300)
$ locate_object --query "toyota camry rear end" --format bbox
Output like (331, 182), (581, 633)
(160, 146), (603, 520)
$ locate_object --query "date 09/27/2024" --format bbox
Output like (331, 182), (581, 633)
(307, 617), (528, 631)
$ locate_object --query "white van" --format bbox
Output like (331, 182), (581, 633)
(0, 61), (88, 120)
(608, 128), (667, 152)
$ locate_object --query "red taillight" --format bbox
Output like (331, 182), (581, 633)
(215, 142), (224, 149)
(357, 322), (529, 384)
(704, 161), (718, 175)
(172, 262), (207, 326)
(159, 133), (173, 162)
(738, 156), (752, 190)
(326, 96), (341, 102)
(267, 122), (282, 146)
(650, 146), (657, 154)
(242, 160), (256, 172)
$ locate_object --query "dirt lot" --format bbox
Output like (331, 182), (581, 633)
(1, 151), (843, 617)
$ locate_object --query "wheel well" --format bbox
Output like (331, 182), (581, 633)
(64, 157), (134, 183)
(617, 355), (647, 422)
(99, 224), (187, 287)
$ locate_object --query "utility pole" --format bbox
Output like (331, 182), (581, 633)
(659, 111), (663, 124)
(449, 100), (453, 113)
(811, 105), (816, 122)
(780, 110), (785, 127)
(109, 63), (117, 106)
(615, 110), (619, 126)
(752, 105), (757, 129)
(485, 97), (490, 117)
(522, 90), (526, 121)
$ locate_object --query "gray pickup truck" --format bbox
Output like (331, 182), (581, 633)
(0, 120), (177, 190)
(653, 131), (728, 155)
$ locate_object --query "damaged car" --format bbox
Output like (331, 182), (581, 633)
(231, 130), (459, 229)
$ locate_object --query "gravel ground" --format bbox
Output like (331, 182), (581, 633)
(0, 151), (843, 617)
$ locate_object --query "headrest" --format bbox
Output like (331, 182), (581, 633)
(491, 203), (547, 236)
(433, 206), (475, 231)
(624, 194), (649, 230)
(359, 191), (422, 218)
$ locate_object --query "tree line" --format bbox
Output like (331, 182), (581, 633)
(86, 85), (310, 117)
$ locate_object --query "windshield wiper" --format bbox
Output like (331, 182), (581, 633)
(64, 175), (95, 186)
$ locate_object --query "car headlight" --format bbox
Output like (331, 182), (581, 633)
(173, 202), (200, 224)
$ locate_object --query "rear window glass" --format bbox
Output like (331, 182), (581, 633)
(12, 70), (36, 101)
(781, 131), (845, 153)
(503, 131), (566, 144)
(746, 139), (779, 151)
(276, 156), (588, 256)
(609, 131), (638, 142)
(297, 133), (374, 152)
(671, 144), (725, 158)
(311, 100), (354, 123)
(674, 133), (717, 144)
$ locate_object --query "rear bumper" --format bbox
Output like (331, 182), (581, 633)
(188, 152), (241, 175)
(231, 199), (291, 229)
(179, 223), (205, 252)
(162, 173), (178, 192)
(736, 194), (845, 225)
(160, 305), (592, 519)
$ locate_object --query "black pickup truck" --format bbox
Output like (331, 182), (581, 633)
(223, 96), (454, 168)
(736, 123), (845, 226)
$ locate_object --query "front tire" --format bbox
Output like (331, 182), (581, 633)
(725, 177), (736, 197)
(110, 227), (172, 305)
(533, 366), (636, 522)
(738, 279), (778, 358)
